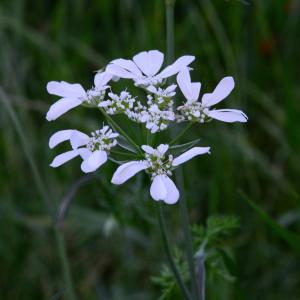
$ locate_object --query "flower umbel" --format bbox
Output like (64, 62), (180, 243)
(46, 72), (112, 121)
(49, 125), (118, 173)
(106, 50), (195, 88)
(111, 144), (210, 204)
(46, 49), (248, 204)
(177, 68), (248, 123)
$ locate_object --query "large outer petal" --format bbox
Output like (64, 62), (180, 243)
(172, 147), (211, 167)
(150, 175), (167, 201)
(106, 64), (137, 79)
(201, 77), (235, 107)
(111, 161), (148, 185)
(177, 68), (201, 102)
(46, 98), (82, 121)
(161, 176), (180, 204)
(110, 59), (142, 77)
(94, 72), (112, 87)
(70, 130), (89, 149)
(49, 130), (74, 149)
(81, 150), (107, 173)
(47, 81), (86, 98)
(207, 109), (248, 123)
(159, 55), (195, 79)
(50, 150), (79, 168)
(133, 50), (164, 76)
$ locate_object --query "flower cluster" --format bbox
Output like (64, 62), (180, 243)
(46, 49), (248, 204)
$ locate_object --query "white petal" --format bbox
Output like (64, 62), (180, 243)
(141, 145), (154, 154)
(80, 150), (107, 173)
(133, 51), (152, 76)
(177, 68), (200, 102)
(106, 64), (137, 79)
(49, 130), (74, 149)
(111, 161), (148, 185)
(94, 72), (112, 87)
(77, 148), (92, 160)
(150, 175), (167, 201)
(191, 83), (201, 102)
(70, 130), (89, 149)
(146, 85), (157, 94)
(159, 55), (195, 78)
(165, 84), (177, 93)
(207, 109), (248, 123)
(47, 81), (86, 98)
(157, 144), (169, 154)
(46, 98), (82, 121)
(147, 50), (164, 76)
(172, 147), (211, 167)
(110, 59), (142, 77)
(50, 150), (79, 168)
(161, 176), (179, 204)
(201, 77), (235, 107)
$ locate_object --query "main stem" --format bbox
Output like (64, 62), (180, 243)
(55, 227), (77, 300)
(177, 170), (199, 299)
(157, 203), (192, 300)
(165, 1), (199, 299)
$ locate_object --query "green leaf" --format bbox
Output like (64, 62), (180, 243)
(169, 139), (201, 155)
(240, 191), (300, 255)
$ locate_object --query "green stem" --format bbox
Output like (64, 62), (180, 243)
(157, 203), (192, 300)
(165, 0), (175, 65)
(99, 108), (142, 154)
(164, 1), (199, 298)
(176, 169), (199, 299)
(55, 227), (77, 300)
(170, 123), (193, 146)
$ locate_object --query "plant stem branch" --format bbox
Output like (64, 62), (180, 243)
(157, 203), (192, 300)
(99, 108), (142, 153)
(164, 1), (199, 298)
(165, 0), (175, 65)
(176, 170), (199, 299)
(170, 123), (193, 146)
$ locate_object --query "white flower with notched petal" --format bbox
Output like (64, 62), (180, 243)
(106, 50), (195, 88)
(49, 126), (118, 173)
(46, 72), (112, 121)
(111, 144), (210, 204)
(177, 68), (248, 123)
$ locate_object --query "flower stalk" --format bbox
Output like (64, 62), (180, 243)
(157, 203), (192, 300)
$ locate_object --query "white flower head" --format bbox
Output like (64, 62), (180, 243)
(46, 72), (112, 121)
(177, 68), (248, 123)
(99, 90), (136, 115)
(111, 144), (210, 204)
(106, 50), (195, 88)
(49, 126), (118, 173)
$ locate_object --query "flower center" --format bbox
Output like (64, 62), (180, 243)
(145, 151), (173, 179)
(86, 127), (118, 152)
(134, 75), (163, 88)
(84, 87), (106, 105)
(177, 102), (210, 123)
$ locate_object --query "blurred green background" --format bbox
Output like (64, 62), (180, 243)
(1, 0), (300, 299)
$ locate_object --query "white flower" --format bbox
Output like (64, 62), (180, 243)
(49, 126), (118, 173)
(46, 72), (112, 121)
(106, 50), (195, 88)
(111, 144), (210, 204)
(99, 90), (136, 115)
(177, 68), (248, 123)
(147, 84), (177, 98)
